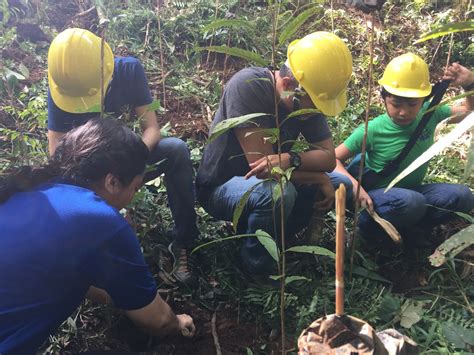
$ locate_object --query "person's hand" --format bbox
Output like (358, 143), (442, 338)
(353, 185), (374, 213)
(313, 175), (335, 211)
(245, 154), (290, 180)
(177, 314), (195, 337)
(443, 63), (474, 89)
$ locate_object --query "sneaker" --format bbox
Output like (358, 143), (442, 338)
(168, 242), (197, 287)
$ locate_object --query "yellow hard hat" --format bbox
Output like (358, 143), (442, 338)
(378, 53), (431, 98)
(48, 28), (114, 113)
(287, 31), (352, 116)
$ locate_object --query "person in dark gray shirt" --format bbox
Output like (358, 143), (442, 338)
(196, 32), (353, 275)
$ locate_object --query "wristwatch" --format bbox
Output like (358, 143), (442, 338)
(289, 152), (302, 170)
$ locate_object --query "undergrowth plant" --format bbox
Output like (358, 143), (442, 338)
(1, 0), (473, 353)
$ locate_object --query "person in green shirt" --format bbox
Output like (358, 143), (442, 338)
(332, 53), (474, 246)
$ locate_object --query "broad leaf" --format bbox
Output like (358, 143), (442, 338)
(278, 6), (320, 45)
(441, 322), (474, 349)
(285, 275), (311, 285)
(207, 113), (268, 143)
(415, 21), (474, 44)
(429, 224), (474, 267)
(285, 245), (335, 259)
(285, 108), (321, 120)
(202, 18), (254, 33)
(269, 275), (311, 285)
(198, 45), (268, 67)
(192, 233), (266, 254)
(399, 300), (425, 329)
(3, 68), (26, 81)
(378, 294), (401, 322)
(148, 99), (162, 112)
(463, 134), (474, 181)
(232, 181), (263, 233)
(385, 112), (474, 191)
(256, 229), (279, 263)
(18, 63), (30, 79)
(351, 266), (391, 283)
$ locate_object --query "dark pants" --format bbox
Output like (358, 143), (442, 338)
(145, 137), (198, 247)
(340, 154), (474, 238)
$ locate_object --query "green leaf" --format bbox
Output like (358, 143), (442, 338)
(207, 113), (268, 143)
(246, 348), (254, 355)
(278, 6), (320, 45)
(272, 180), (282, 203)
(232, 181), (264, 233)
(271, 166), (285, 177)
(464, 134), (474, 181)
(4, 67), (26, 81)
(285, 245), (335, 259)
(202, 18), (254, 33)
(378, 294), (401, 322)
(285, 108), (321, 120)
(385, 112), (474, 191)
(415, 21), (474, 44)
(429, 224), (474, 267)
(18, 63), (29, 79)
(159, 121), (171, 137)
(441, 322), (474, 349)
(269, 275), (311, 285)
(399, 300), (425, 329)
(198, 46), (268, 67)
(256, 229), (279, 263)
(191, 233), (264, 254)
(285, 275), (311, 285)
(351, 266), (391, 283)
(454, 211), (474, 224)
(147, 99), (161, 112)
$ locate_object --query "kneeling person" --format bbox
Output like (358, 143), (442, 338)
(333, 54), (474, 246)
(0, 119), (195, 354)
(196, 32), (353, 275)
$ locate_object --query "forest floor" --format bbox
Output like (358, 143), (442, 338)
(2, 1), (473, 354)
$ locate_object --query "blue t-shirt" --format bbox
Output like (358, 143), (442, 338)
(47, 57), (153, 132)
(0, 183), (157, 354)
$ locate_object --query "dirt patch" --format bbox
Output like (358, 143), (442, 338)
(56, 299), (282, 354)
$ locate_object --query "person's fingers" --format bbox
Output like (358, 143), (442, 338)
(245, 163), (264, 179)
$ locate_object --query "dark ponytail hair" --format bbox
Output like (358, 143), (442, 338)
(0, 118), (149, 204)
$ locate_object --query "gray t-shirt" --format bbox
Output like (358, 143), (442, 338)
(196, 67), (331, 196)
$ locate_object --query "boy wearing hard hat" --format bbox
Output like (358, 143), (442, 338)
(333, 53), (474, 247)
(196, 32), (354, 275)
(47, 28), (198, 286)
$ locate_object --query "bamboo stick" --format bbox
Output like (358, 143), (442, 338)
(335, 183), (346, 317)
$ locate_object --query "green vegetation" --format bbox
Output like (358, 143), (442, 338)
(1, 0), (473, 353)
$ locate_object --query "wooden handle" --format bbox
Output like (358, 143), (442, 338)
(335, 184), (346, 317)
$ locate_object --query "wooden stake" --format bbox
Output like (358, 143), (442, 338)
(335, 183), (346, 317)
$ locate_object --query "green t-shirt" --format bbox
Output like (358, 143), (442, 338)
(344, 102), (452, 189)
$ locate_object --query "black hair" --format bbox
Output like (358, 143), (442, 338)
(279, 63), (299, 87)
(0, 118), (149, 204)
(380, 86), (431, 103)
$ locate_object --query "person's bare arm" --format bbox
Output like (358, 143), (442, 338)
(86, 286), (194, 337)
(334, 144), (373, 212)
(135, 104), (161, 151)
(47, 130), (66, 156)
(236, 127), (335, 179)
(125, 292), (195, 337)
(444, 63), (474, 124)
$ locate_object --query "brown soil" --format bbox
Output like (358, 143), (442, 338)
(58, 299), (282, 354)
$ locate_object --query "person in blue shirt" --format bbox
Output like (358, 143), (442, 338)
(47, 28), (198, 285)
(0, 118), (195, 354)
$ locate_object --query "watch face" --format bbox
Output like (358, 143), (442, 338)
(291, 153), (301, 168)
